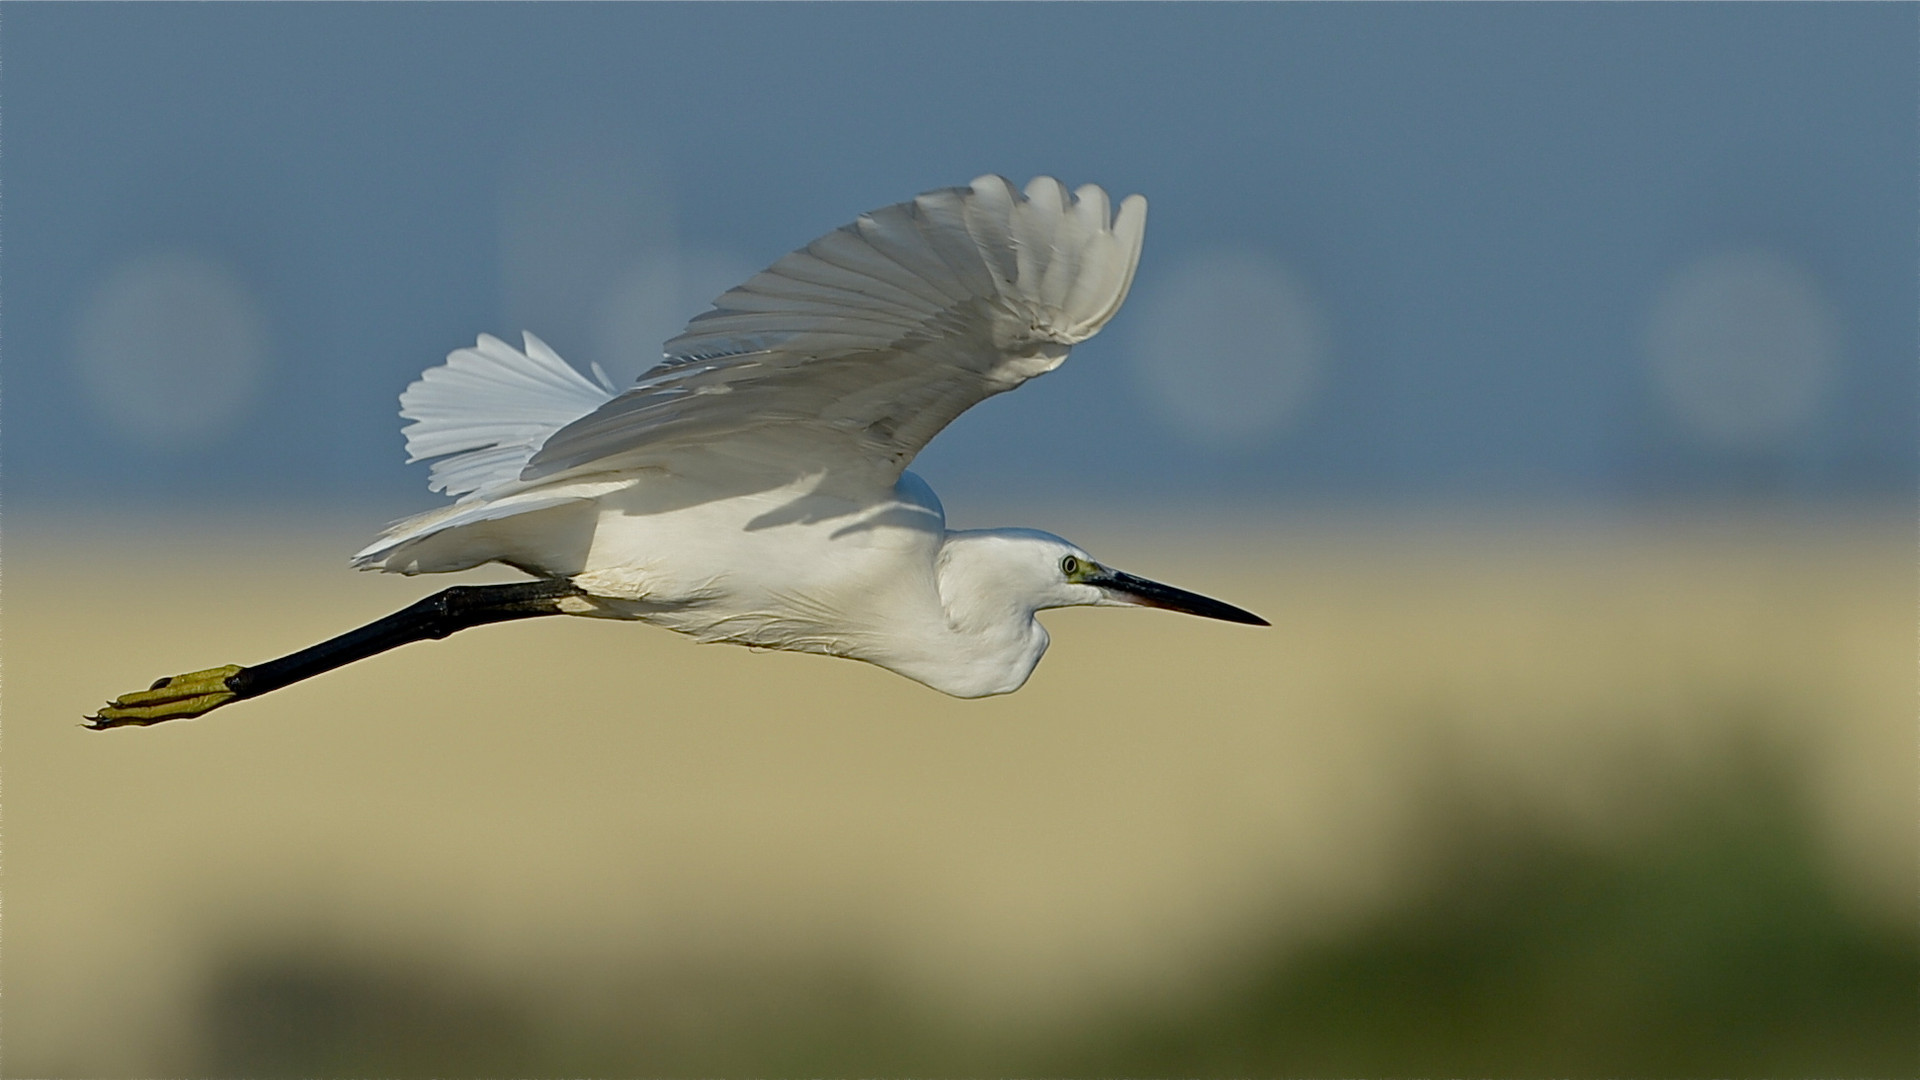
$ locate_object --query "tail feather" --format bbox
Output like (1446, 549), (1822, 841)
(350, 491), (600, 573)
(352, 333), (620, 573)
(399, 332), (617, 499)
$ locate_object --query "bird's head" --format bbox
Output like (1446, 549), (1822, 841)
(940, 529), (1269, 627)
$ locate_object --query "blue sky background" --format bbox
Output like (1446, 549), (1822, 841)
(6, 4), (1913, 515)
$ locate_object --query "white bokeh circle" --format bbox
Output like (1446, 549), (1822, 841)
(591, 248), (761, 385)
(1128, 249), (1328, 451)
(498, 145), (673, 354)
(1645, 249), (1839, 450)
(72, 251), (269, 451)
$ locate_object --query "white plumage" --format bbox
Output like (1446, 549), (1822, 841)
(397, 331), (617, 500)
(89, 175), (1263, 729)
(345, 174), (1259, 699)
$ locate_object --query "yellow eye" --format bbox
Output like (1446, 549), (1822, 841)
(1060, 555), (1081, 576)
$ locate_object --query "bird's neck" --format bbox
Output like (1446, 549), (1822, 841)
(909, 530), (1052, 697)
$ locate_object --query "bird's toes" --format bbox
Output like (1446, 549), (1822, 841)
(86, 665), (244, 729)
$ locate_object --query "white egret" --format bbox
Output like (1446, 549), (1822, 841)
(90, 175), (1266, 728)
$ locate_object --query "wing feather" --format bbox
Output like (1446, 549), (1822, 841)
(715, 259), (932, 323)
(803, 227), (961, 311)
(853, 202), (979, 305)
(516, 175), (1145, 492)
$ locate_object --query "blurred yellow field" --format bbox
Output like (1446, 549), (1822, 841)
(5, 510), (1911, 1075)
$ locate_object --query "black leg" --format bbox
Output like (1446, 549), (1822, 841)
(88, 579), (586, 729)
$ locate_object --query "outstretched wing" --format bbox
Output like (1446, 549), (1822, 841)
(523, 175), (1147, 491)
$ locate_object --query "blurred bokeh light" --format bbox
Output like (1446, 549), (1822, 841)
(1129, 249), (1328, 450)
(1646, 248), (1839, 451)
(72, 251), (270, 451)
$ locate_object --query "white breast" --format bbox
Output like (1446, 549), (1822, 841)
(569, 472), (944, 650)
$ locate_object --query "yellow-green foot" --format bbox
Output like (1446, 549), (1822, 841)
(86, 664), (245, 729)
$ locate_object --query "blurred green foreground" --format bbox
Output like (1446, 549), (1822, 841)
(6, 511), (1913, 1077)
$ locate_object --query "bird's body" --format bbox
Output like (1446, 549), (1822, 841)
(91, 175), (1265, 727)
(455, 465), (1058, 698)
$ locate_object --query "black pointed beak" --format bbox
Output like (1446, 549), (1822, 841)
(1089, 568), (1269, 626)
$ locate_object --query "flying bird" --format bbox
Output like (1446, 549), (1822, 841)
(89, 175), (1266, 729)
